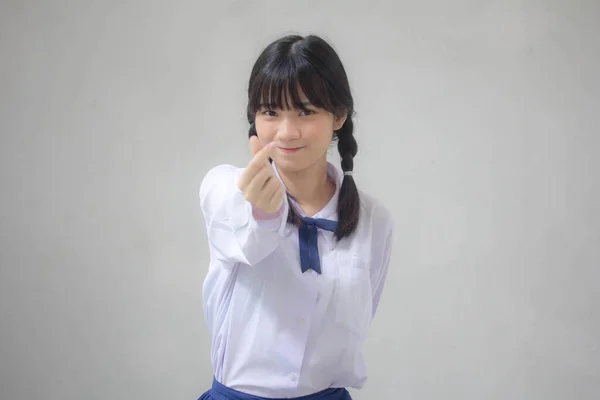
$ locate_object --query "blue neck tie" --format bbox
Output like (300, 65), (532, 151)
(299, 216), (337, 274)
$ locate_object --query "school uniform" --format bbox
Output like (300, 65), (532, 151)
(198, 161), (393, 400)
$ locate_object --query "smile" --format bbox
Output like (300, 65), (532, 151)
(278, 147), (303, 153)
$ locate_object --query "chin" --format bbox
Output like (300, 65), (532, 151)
(272, 156), (309, 173)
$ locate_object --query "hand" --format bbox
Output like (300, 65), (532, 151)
(237, 136), (285, 215)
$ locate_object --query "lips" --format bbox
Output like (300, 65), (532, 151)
(278, 147), (303, 154)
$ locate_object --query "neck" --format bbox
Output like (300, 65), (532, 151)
(276, 160), (335, 217)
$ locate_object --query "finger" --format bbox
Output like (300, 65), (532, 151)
(266, 185), (285, 212)
(263, 177), (282, 204)
(243, 167), (274, 202)
(256, 180), (283, 213)
(238, 162), (267, 191)
(244, 142), (277, 178)
(249, 135), (262, 157)
(252, 141), (277, 164)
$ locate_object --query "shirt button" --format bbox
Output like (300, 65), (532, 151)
(290, 372), (297, 382)
(300, 317), (306, 326)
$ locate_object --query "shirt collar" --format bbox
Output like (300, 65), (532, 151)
(272, 162), (342, 240)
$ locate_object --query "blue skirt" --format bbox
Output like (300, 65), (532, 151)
(199, 378), (352, 400)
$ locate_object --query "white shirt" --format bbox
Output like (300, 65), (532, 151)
(199, 161), (393, 398)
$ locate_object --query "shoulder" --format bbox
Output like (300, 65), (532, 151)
(199, 164), (244, 208)
(201, 164), (242, 184)
(200, 164), (242, 192)
(358, 190), (394, 236)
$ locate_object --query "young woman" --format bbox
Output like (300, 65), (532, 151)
(198, 34), (393, 400)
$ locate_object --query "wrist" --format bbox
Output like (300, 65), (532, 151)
(252, 205), (283, 220)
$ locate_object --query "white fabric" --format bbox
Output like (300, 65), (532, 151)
(199, 161), (393, 398)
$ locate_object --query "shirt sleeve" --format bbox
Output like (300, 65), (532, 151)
(199, 164), (289, 266)
(371, 215), (393, 318)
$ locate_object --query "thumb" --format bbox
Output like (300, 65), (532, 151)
(249, 135), (263, 157)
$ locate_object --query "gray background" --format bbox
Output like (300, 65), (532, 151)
(1, 0), (599, 399)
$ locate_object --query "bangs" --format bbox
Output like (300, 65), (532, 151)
(248, 55), (335, 114)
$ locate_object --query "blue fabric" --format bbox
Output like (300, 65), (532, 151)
(199, 378), (351, 400)
(298, 217), (337, 274)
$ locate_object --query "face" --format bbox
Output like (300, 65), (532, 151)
(254, 91), (347, 173)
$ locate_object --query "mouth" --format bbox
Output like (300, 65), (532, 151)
(278, 146), (304, 154)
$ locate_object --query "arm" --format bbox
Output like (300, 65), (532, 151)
(199, 164), (289, 266)
(371, 219), (393, 318)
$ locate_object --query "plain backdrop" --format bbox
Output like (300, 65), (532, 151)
(1, 1), (599, 399)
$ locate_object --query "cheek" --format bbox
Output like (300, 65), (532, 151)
(255, 120), (276, 142)
(306, 120), (334, 145)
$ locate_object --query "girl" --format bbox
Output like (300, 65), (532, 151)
(198, 34), (393, 400)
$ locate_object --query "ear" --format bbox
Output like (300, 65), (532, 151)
(333, 110), (348, 131)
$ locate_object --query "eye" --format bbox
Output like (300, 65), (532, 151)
(299, 109), (315, 116)
(262, 110), (277, 117)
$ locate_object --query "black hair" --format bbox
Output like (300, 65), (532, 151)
(246, 34), (359, 240)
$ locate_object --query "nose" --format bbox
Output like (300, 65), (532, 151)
(277, 118), (300, 141)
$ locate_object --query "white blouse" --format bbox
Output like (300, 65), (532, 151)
(199, 161), (393, 398)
